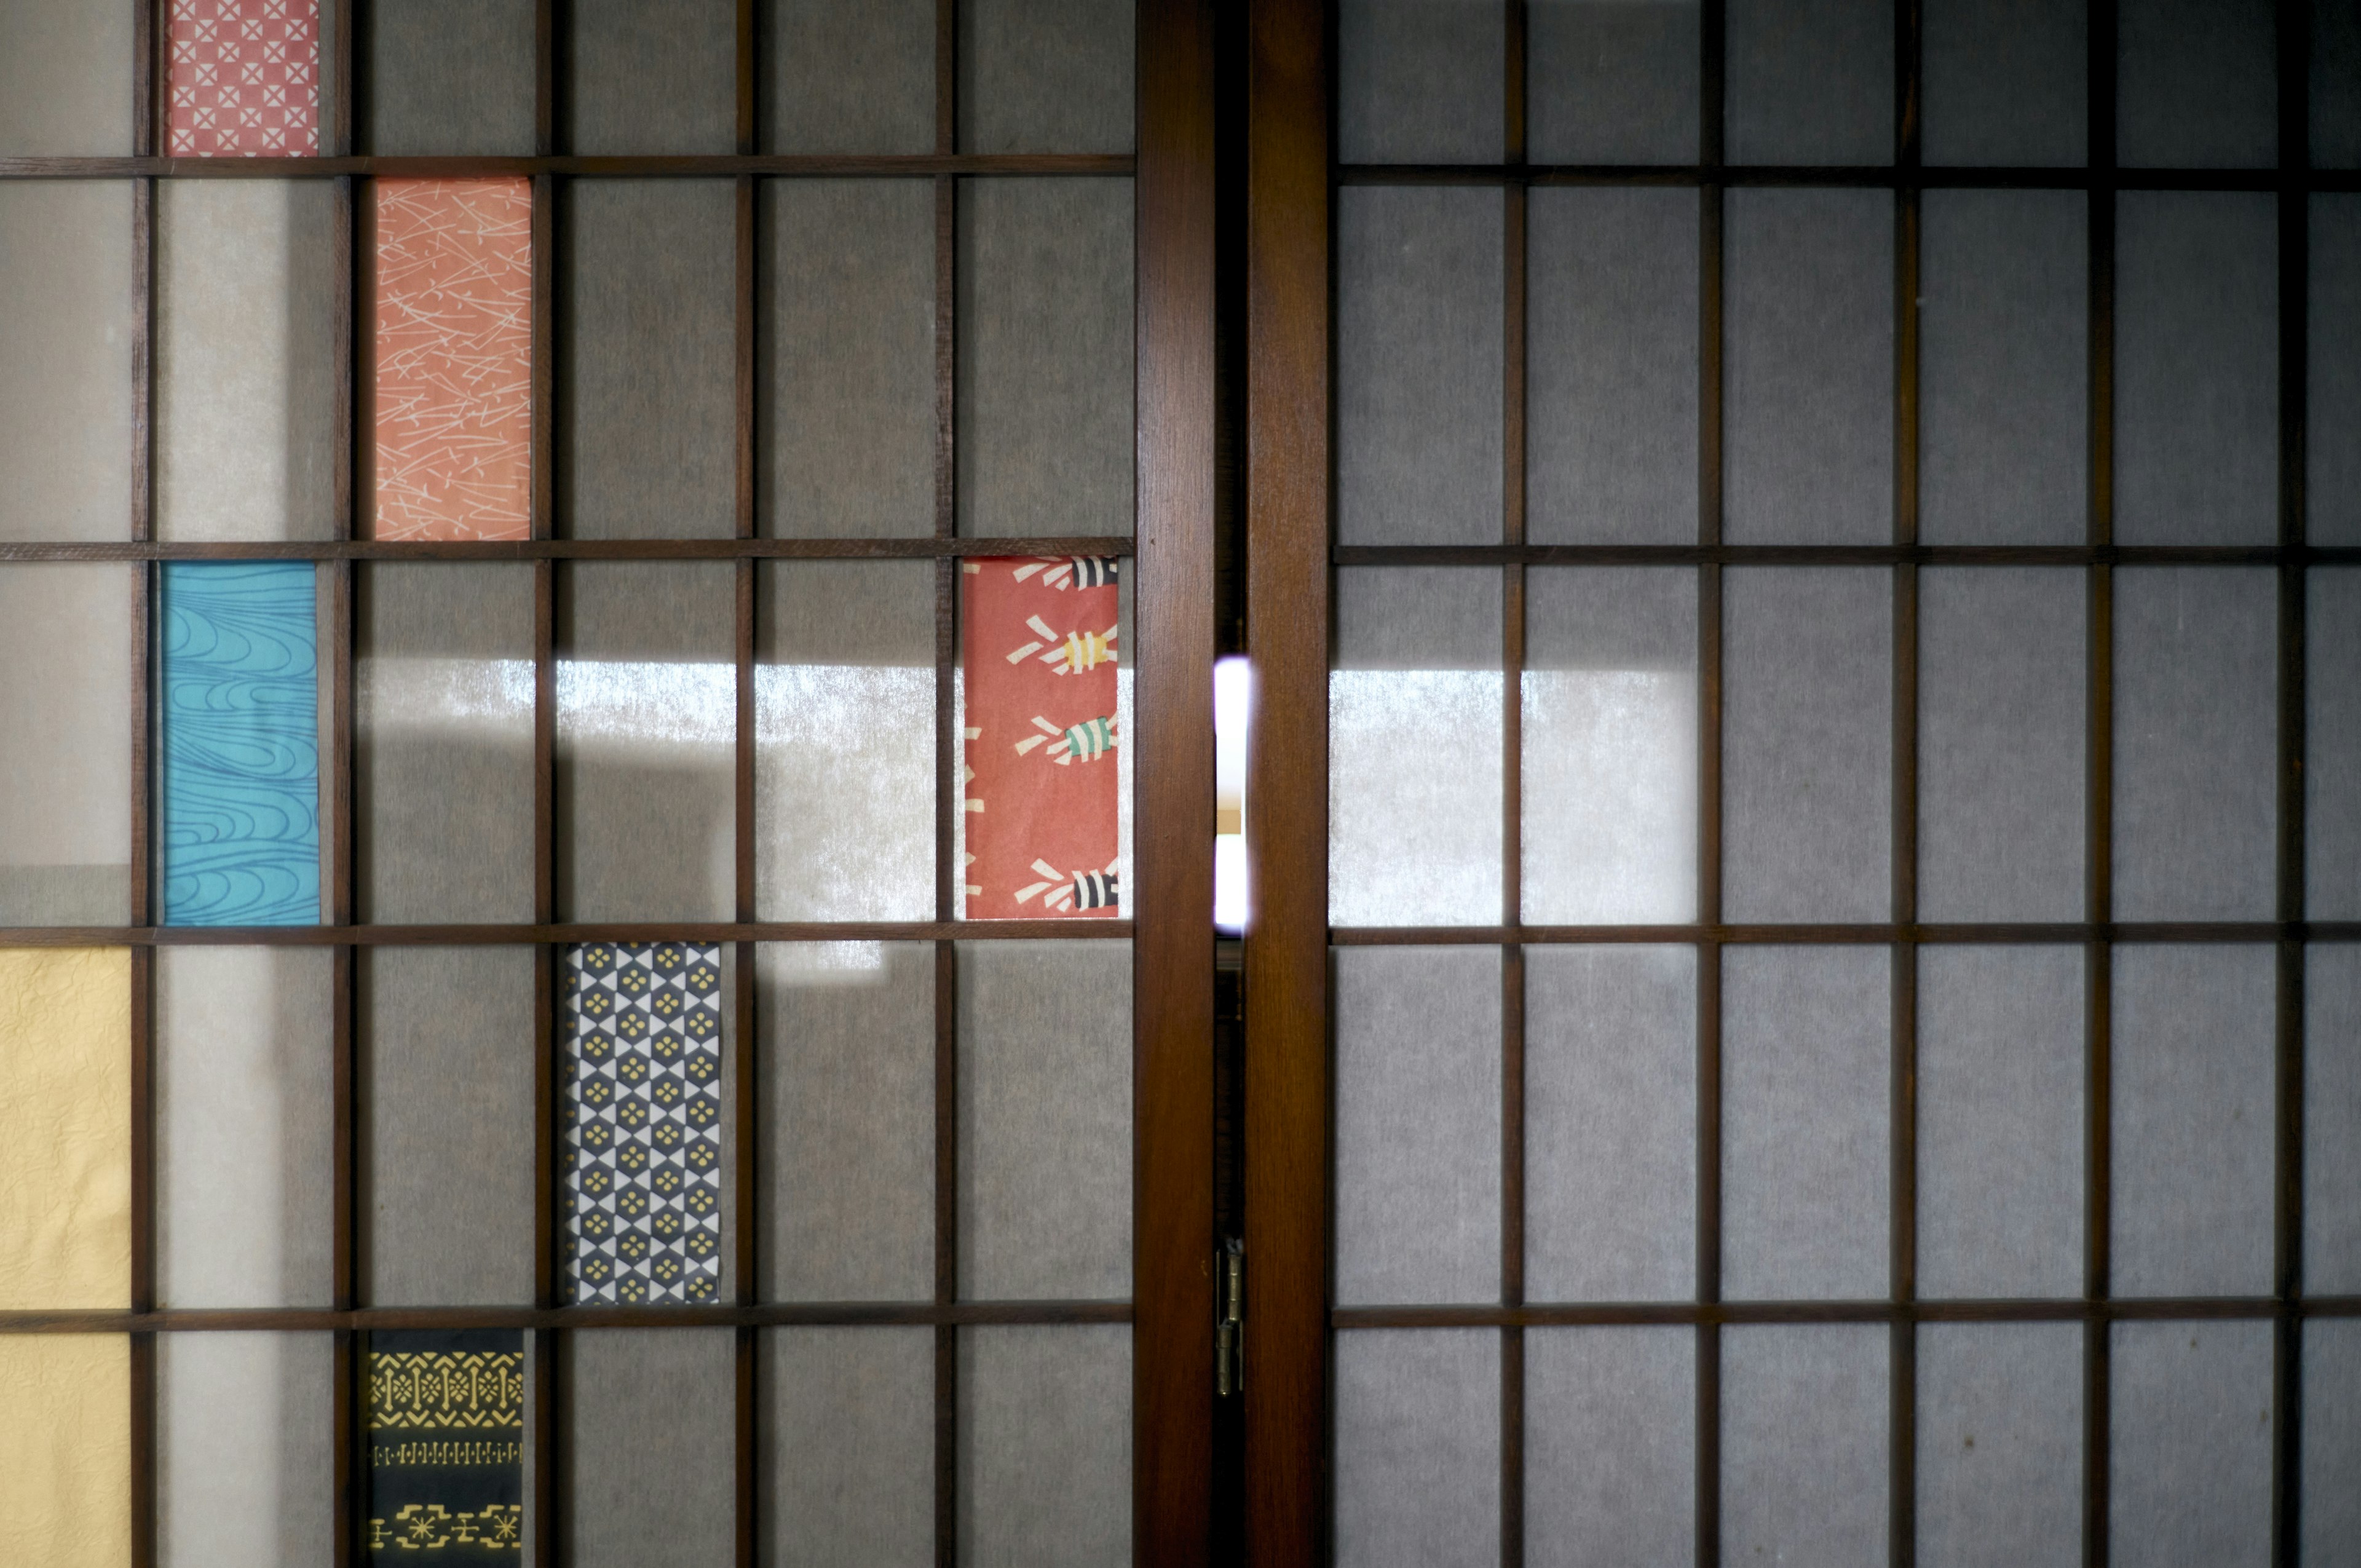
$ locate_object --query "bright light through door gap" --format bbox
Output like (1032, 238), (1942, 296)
(1215, 656), (1250, 932)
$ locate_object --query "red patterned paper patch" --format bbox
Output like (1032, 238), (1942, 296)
(371, 179), (534, 542)
(167, 0), (320, 157)
(962, 557), (1121, 920)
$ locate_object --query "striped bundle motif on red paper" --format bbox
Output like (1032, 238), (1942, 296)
(962, 556), (1121, 920)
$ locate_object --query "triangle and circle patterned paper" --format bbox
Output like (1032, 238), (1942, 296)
(561, 943), (725, 1305)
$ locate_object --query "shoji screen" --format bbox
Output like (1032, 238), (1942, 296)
(1245, 1), (2361, 1564)
(0, 2), (1214, 1564)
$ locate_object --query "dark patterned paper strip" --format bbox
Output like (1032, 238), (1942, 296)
(371, 180), (535, 542)
(159, 561), (320, 927)
(366, 1329), (524, 1562)
(166, 0), (320, 157)
(961, 556), (1123, 920)
(562, 943), (725, 1304)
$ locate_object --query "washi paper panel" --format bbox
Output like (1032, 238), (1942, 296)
(372, 179), (534, 541)
(366, 1329), (525, 1562)
(562, 942), (726, 1304)
(0, 1336), (130, 1568)
(165, 0), (320, 157)
(160, 561), (320, 927)
(0, 948), (130, 1309)
(961, 556), (1122, 919)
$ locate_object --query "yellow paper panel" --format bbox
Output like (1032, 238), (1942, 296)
(0, 1335), (130, 1568)
(0, 948), (131, 1308)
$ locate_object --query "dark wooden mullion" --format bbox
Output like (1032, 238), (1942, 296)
(129, 7), (162, 1566)
(11, 1293), (2361, 1336)
(2083, 2), (2116, 1559)
(932, 5), (960, 1561)
(1891, 0), (1923, 1559)
(9, 916), (2355, 950)
(0, 536), (1147, 561)
(0, 918), (1145, 947)
(1331, 1296), (2361, 1328)
(0, 1301), (1147, 1334)
(530, 3), (561, 1553)
(1498, 7), (1529, 1565)
(1321, 543), (2357, 566)
(2271, 2), (2311, 1561)
(1696, 0), (1726, 1558)
(1240, 0), (1331, 1558)
(733, 0), (760, 1550)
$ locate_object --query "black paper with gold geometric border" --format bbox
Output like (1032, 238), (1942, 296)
(366, 1329), (525, 1563)
(561, 941), (724, 1304)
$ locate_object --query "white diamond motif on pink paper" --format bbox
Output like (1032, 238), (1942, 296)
(167, 0), (319, 157)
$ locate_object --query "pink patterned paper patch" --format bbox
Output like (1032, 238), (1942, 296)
(371, 179), (535, 542)
(167, 0), (320, 157)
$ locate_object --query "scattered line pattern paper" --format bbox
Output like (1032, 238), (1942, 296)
(372, 179), (535, 542)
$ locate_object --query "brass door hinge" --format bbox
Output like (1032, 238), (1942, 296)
(1216, 1238), (1244, 1396)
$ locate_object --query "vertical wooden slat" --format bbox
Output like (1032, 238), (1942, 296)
(1696, 1), (1726, 1562)
(1138, 1), (1220, 1562)
(731, 0), (762, 1545)
(732, 109), (761, 1554)
(2082, 4), (2116, 1561)
(1498, 7), (1529, 1559)
(931, 7), (962, 1562)
(1891, 1), (1923, 1561)
(1242, 0), (1330, 1559)
(2272, 4), (2311, 1561)
(130, 6), (162, 1563)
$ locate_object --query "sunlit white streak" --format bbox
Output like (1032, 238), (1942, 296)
(757, 665), (935, 922)
(1330, 669), (1504, 926)
(1519, 669), (1696, 924)
(765, 940), (889, 984)
(363, 657), (1139, 921)
(361, 659), (932, 750)
(1214, 656), (1252, 930)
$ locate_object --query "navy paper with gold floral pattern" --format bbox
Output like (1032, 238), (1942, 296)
(561, 942), (724, 1304)
(366, 1329), (524, 1561)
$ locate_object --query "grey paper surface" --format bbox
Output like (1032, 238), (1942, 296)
(1334, 1330), (1498, 1568)
(1920, 0), (2087, 167)
(1917, 946), (2084, 1299)
(0, 183), (135, 541)
(1335, 946), (1503, 1307)
(1528, 190), (1700, 546)
(2110, 1320), (2274, 1568)
(1525, 1328), (1695, 1567)
(1338, 186), (1505, 547)
(563, 182), (739, 540)
(764, 1327), (933, 1567)
(762, 181), (936, 539)
(757, 943), (935, 1303)
(1720, 1325), (1888, 1568)
(1337, 0), (1504, 164)
(156, 948), (334, 1309)
(959, 1326), (1132, 1567)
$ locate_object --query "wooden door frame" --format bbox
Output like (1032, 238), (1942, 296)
(1241, 0), (1332, 1562)
(1136, 0), (1221, 1562)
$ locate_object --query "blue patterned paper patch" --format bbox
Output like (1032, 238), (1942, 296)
(160, 561), (320, 926)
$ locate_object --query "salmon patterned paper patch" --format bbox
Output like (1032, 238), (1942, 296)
(167, 0), (320, 157)
(371, 179), (534, 542)
(962, 557), (1121, 919)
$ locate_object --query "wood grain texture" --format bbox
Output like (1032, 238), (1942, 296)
(1242, 0), (1329, 1561)
(1137, 0), (1219, 1562)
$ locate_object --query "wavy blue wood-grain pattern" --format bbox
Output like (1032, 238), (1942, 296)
(160, 562), (320, 925)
